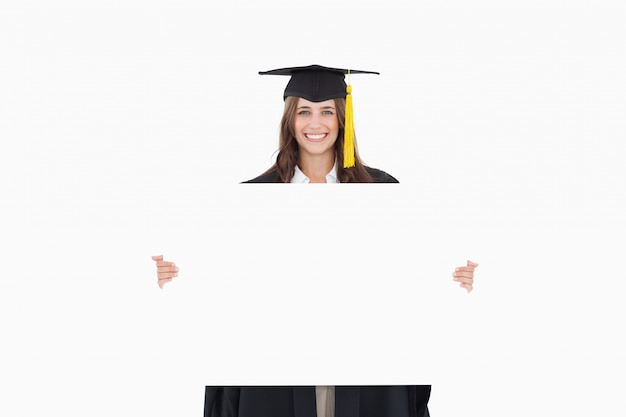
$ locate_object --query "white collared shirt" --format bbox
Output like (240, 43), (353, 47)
(316, 386), (335, 417)
(291, 161), (339, 183)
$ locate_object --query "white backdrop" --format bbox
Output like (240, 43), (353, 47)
(1, 1), (625, 416)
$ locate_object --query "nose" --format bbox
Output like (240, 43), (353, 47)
(308, 113), (321, 128)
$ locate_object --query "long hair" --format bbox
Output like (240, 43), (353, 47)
(265, 96), (373, 183)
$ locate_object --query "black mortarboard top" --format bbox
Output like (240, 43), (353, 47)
(259, 64), (380, 167)
(258, 64), (379, 102)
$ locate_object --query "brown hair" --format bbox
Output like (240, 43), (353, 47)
(264, 96), (374, 183)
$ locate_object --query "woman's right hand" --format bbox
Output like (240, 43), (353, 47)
(152, 255), (178, 289)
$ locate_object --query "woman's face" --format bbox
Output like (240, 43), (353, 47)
(293, 98), (339, 160)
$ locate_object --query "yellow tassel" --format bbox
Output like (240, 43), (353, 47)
(344, 82), (355, 168)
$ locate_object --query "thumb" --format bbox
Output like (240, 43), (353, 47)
(467, 260), (479, 268)
(152, 255), (163, 262)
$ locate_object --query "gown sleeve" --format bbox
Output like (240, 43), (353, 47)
(204, 387), (240, 417)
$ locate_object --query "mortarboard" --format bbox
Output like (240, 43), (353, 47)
(259, 64), (379, 168)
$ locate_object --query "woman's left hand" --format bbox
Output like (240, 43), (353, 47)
(453, 260), (479, 293)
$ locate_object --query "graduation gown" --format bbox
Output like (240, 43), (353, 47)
(242, 166), (399, 183)
(204, 386), (430, 417)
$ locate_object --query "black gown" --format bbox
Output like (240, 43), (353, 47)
(204, 386), (431, 417)
(242, 166), (399, 183)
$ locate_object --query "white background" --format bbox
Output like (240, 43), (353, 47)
(1, 1), (625, 416)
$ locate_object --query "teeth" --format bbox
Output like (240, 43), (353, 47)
(306, 134), (326, 140)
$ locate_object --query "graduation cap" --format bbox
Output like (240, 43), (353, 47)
(259, 64), (379, 168)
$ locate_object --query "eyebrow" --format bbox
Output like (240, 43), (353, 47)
(296, 106), (336, 110)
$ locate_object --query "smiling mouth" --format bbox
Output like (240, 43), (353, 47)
(305, 133), (327, 142)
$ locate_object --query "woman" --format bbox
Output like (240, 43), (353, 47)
(244, 65), (396, 184)
(152, 65), (479, 417)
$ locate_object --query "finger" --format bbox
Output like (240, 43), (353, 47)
(158, 278), (173, 289)
(454, 276), (474, 285)
(453, 270), (474, 278)
(456, 265), (475, 272)
(158, 265), (178, 273)
(467, 260), (479, 268)
(158, 271), (178, 279)
(460, 283), (473, 293)
(156, 262), (176, 269)
(453, 271), (474, 282)
(152, 255), (163, 262)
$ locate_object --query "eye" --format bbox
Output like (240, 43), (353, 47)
(322, 110), (335, 115)
(297, 110), (310, 116)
